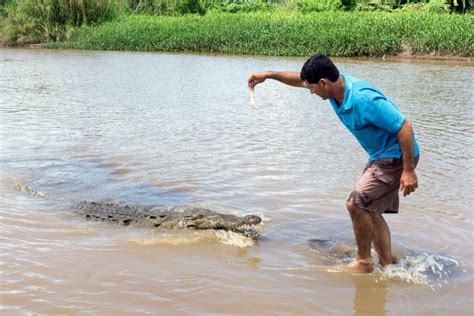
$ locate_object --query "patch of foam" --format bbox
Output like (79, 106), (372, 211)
(214, 230), (256, 248)
(377, 253), (460, 287)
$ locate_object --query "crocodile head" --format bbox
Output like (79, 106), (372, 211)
(231, 214), (262, 238)
(177, 208), (263, 238)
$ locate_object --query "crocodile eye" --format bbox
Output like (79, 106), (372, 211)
(149, 216), (157, 219)
(159, 214), (167, 218)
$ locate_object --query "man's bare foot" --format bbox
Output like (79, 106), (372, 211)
(348, 258), (374, 273)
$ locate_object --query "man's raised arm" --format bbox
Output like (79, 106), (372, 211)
(248, 71), (305, 88)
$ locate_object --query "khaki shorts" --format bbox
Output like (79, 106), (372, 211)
(347, 156), (419, 214)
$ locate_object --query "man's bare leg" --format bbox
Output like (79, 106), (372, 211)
(371, 213), (394, 266)
(346, 202), (375, 273)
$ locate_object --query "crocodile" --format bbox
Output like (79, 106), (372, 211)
(16, 184), (262, 238)
(75, 201), (262, 238)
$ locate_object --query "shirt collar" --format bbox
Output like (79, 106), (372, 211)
(333, 74), (353, 113)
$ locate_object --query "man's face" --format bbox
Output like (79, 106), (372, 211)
(304, 80), (330, 100)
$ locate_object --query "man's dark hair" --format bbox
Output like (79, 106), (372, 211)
(300, 54), (340, 84)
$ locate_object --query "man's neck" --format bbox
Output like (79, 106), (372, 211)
(333, 76), (345, 106)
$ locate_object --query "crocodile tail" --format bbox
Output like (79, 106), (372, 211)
(15, 184), (70, 202)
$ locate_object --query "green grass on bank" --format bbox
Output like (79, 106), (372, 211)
(50, 12), (474, 57)
(2, 0), (471, 46)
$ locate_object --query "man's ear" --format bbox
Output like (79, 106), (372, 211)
(319, 78), (329, 88)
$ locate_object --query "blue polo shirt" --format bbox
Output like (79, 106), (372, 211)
(329, 74), (419, 160)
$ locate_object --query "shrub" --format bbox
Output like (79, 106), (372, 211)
(1, 0), (126, 44)
(129, 0), (207, 15)
(291, 0), (344, 12)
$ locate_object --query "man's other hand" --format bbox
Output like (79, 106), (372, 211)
(400, 169), (418, 196)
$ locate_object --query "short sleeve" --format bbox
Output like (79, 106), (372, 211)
(362, 96), (406, 134)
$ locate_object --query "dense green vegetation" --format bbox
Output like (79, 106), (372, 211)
(49, 12), (473, 56)
(0, 0), (128, 43)
(1, 0), (473, 57)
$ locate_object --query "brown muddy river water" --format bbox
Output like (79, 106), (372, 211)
(0, 49), (472, 315)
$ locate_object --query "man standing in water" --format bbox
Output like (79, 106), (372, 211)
(248, 55), (419, 272)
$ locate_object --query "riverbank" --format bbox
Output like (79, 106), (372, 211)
(2, 45), (472, 63)
(43, 12), (473, 58)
